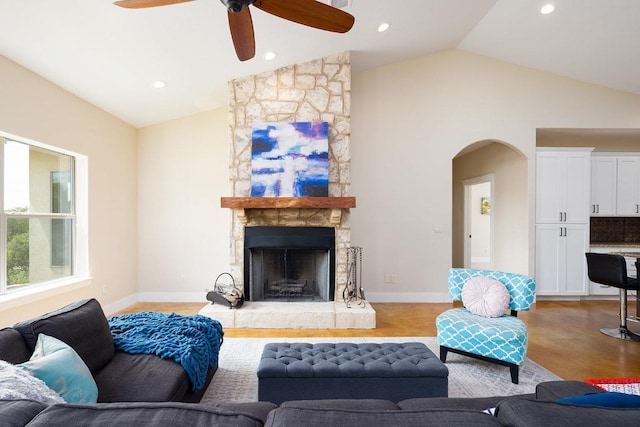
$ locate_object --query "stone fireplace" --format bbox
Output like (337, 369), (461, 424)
(224, 51), (354, 302)
(198, 51), (375, 328)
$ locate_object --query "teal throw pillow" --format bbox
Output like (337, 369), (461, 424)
(558, 391), (640, 408)
(18, 333), (98, 403)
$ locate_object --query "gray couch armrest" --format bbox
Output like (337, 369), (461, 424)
(0, 328), (31, 364)
(535, 381), (603, 401)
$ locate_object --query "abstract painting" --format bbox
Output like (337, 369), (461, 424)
(251, 122), (329, 197)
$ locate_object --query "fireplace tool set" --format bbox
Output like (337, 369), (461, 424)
(344, 246), (365, 308)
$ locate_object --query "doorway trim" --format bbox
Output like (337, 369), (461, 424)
(463, 174), (495, 269)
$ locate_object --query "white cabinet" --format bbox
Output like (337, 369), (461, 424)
(590, 156), (617, 216)
(536, 224), (589, 295)
(536, 148), (591, 296)
(616, 156), (640, 216)
(536, 150), (591, 224)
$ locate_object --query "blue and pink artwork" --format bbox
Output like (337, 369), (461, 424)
(251, 122), (329, 197)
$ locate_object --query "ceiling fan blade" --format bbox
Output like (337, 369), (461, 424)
(114, 0), (194, 9)
(254, 0), (355, 33)
(228, 8), (256, 61)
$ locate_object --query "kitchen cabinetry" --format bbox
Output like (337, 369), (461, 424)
(590, 154), (640, 217)
(536, 149), (591, 224)
(616, 156), (640, 216)
(536, 224), (589, 295)
(590, 156), (617, 216)
(535, 148), (592, 296)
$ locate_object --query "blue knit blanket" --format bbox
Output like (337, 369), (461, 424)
(108, 312), (223, 392)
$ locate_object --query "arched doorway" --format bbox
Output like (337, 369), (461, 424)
(452, 141), (528, 273)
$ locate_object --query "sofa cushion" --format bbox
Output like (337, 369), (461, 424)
(93, 351), (192, 403)
(399, 395), (533, 411)
(0, 328), (31, 364)
(279, 399), (400, 411)
(26, 402), (265, 427)
(18, 334), (98, 404)
(265, 406), (502, 427)
(0, 399), (49, 427)
(0, 360), (64, 404)
(495, 397), (640, 427)
(213, 402), (279, 424)
(13, 299), (115, 374)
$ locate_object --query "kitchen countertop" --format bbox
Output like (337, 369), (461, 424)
(590, 244), (640, 248)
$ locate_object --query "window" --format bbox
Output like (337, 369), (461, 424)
(1, 133), (88, 294)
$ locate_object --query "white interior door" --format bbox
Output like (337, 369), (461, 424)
(464, 175), (493, 270)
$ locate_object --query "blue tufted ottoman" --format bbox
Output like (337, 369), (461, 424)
(257, 342), (448, 404)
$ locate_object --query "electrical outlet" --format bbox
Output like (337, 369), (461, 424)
(384, 274), (397, 284)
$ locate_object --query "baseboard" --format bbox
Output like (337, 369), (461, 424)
(101, 294), (139, 316)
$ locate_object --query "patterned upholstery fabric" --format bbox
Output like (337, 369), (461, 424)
(447, 268), (535, 311)
(436, 308), (528, 365)
(436, 269), (536, 367)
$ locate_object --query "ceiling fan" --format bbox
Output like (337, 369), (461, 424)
(113, 0), (355, 61)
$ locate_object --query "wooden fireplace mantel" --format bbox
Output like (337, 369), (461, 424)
(220, 197), (356, 225)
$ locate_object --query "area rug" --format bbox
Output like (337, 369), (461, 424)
(201, 337), (561, 403)
(584, 377), (640, 396)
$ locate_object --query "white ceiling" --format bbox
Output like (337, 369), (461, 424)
(0, 0), (639, 129)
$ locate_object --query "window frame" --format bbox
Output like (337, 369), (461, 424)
(0, 131), (89, 299)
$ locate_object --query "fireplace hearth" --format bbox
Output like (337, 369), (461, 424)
(244, 226), (335, 302)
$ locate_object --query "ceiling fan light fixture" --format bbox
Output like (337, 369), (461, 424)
(263, 51), (277, 60)
(152, 80), (166, 89)
(377, 22), (390, 32)
(540, 4), (556, 15)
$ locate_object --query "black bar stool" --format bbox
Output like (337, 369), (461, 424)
(585, 252), (640, 341)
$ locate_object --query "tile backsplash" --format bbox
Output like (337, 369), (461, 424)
(590, 217), (640, 245)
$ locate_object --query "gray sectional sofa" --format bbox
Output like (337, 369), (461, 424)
(0, 298), (214, 403)
(1, 299), (639, 426)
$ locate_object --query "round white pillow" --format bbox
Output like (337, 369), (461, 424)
(461, 277), (510, 318)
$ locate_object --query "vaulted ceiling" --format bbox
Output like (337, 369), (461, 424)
(0, 0), (638, 128)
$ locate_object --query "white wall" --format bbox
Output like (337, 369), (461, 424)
(350, 49), (640, 302)
(5, 47), (640, 322)
(136, 109), (230, 301)
(0, 55), (138, 326)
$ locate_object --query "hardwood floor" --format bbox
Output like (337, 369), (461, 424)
(115, 300), (640, 381)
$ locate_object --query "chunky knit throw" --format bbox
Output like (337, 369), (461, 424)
(108, 312), (223, 391)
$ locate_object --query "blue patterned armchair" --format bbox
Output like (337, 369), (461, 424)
(435, 268), (536, 384)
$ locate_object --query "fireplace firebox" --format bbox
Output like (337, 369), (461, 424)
(244, 227), (335, 302)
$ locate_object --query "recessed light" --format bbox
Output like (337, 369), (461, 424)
(377, 22), (390, 33)
(264, 52), (277, 60)
(540, 4), (556, 14)
(152, 80), (166, 89)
